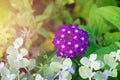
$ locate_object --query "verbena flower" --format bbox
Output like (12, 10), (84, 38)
(53, 24), (89, 58)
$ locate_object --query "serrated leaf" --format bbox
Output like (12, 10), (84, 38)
(104, 32), (120, 45)
(93, 42), (119, 61)
(98, 6), (120, 30)
(89, 5), (112, 36)
(96, 0), (117, 7)
(80, 57), (90, 67)
(81, 0), (94, 18)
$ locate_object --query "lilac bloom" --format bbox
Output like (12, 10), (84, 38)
(103, 70), (109, 80)
(58, 73), (62, 80)
(67, 66), (75, 74)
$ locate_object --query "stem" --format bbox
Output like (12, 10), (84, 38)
(89, 77), (91, 80)
(25, 67), (31, 75)
(109, 68), (112, 72)
(18, 74), (20, 80)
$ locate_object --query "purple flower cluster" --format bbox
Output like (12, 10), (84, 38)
(53, 24), (89, 58)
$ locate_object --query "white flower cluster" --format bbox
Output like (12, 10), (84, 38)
(79, 50), (120, 80)
(49, 57), (74, 80)
(0, 37), (35, 80)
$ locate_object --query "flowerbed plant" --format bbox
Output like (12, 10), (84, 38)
(1, 0), (120, 80)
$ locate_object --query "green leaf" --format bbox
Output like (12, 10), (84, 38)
(38, 27), (50, 39)
(43, 4), (53, 17)
(63, 0), (74, 5)
(95, 0), (117, 7)
(22, 0), (32, 11)
(35, 15), (49, 22)
(62, 10), (73, 24)
(16, 11), (33, 28)
(81, 0), (94, 18)
(98, 6), (120, 30)
(25, 39), (32, 49)
(93, 42), (119, 60)
(79, 25), (100, 56)
(73, 19), (80, 24)
(104, 32), (120, 46)
(89, 5), (113, 36)
(35, 4), (53, 22)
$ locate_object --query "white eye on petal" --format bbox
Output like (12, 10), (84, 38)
(74, 36), (77, 39)
(68, 42), (71, 45)
(57, 40), (60, 44)
(61, 34), (65, 38)
(75, 44), (79, 48)
(69, 50), (73, 54)
(75, 29), (78, 33)
(68, 31), (71, 34)
(61, 45), (65, 48)
(62, 29), (66, 32)
(80, 48), (84, 51)
(81, 37), (85, 41)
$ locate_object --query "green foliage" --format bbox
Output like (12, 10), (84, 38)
(1, 0), (120, 80)
(95, 0), (117, 7)
(98, 6), (120, 30)
(79, 50), (120, 80)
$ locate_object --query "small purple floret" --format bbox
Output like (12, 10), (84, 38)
(53, 24), (89, 58)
